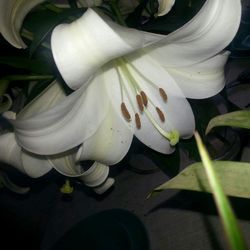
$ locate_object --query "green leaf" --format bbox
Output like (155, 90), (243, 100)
(0, 56), (52, 74)
(150, 161), (250, 199)
(2, 75), (54, 82)
(150, 135), (248, 250)
(206, 110), (250, 134)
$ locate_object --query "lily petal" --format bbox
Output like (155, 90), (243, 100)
(51, 8), (161, 90)
(13, 73), (109, 155)
(0, 133), (24, 173)
(77, 99), (133, 165)
(21, 150), (53, 178)
(18, 80), (66, 119)
(166, 51), (230, 99)
(0, 133), (52, 177)
(146, 0), (241, 67)
(0, 0), (45, 48)
(157, 0), (175, 17)
(48, 148), (82, 177)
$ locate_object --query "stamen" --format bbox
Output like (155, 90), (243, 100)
(136, 94), (144, 112)
(135, 113), (141, 129)
(159, 88), (168, 102)
(156, 107), (165, 122)
(140, 91), (148, 107)
(121, 102), (131, 121)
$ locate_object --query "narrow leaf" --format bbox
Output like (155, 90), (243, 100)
(2, 75), (54, 81)
(206, 110), (250, 134)
(194, 132), (247, 250)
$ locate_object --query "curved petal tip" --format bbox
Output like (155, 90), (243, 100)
(0, 0), (45, 48)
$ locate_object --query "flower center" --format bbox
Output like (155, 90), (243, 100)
(114, 58), (179, 146)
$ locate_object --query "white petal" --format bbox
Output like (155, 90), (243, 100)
(0, 133), (24, 173)
(48, 149), (82, 177)
(0, 0), (45, 48)
(51, 8), (160, 90)
(77, 100), (133, 165)
(167, 51), (230, 99)
(157, 0), (175, 17)
(18, 80), (66, 119)
(0, 133), (52, 177)
(13, 72), (109, 155)
(146, 0), (241, 67)
(21, 151), (53, 178)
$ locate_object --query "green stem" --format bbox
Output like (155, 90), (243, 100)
(195, 132), (247, 250)
(2, 75), (54, 81)
(109, 0), (126, 26)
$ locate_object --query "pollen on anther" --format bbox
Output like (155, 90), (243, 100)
(140, 91), (148, 106)
(156, 107), (165, 122)
(136, 94), (144, 112)
(135, 113), (141, 129)
(159, 88), (168, 102)
(121, 102), (131, 121)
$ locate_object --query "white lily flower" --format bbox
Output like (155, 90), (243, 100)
(0, 0), (242, 193)
(157, 0), (175, 16)
(10, 0), (241, 170)
(1, 81), (114, 193)
(0, 0), (46, 48)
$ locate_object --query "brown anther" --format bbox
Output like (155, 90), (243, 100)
(140, 91), (148, 107)
(156, 107), (165, 122)
(159, 88), (168, 102)
(121, 102), (131, 121)
(136, 94), (144, 112)
(135, 113), (141, 129)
